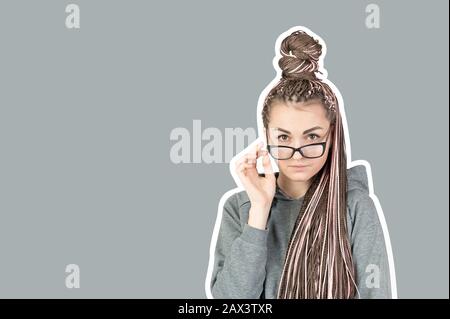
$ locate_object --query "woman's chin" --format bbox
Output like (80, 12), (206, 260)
(284, 170), (312, 181)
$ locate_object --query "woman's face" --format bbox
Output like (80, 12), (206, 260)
(265, 99), (333, 182)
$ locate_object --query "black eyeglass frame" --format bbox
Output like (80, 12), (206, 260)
(265, 129), (331, 160)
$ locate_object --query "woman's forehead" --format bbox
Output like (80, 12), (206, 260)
(267, 104), (329, 134)
(269, 100), (327, 121)
(267, 125), (327, 136)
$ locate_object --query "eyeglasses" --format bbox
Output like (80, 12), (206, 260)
(265, 129), (330, 160)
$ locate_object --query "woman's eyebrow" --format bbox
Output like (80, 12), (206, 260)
(302, 126), (324, 134)
(273, 126), (324, 135)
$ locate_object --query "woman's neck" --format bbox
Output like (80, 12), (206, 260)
(277, 173), (312, 200)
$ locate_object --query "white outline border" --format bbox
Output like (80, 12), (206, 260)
(204, 26), (397, 299)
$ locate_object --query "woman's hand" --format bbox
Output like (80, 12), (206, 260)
(235, 140), (276, 229)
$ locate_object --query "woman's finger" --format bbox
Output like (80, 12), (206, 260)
(249, 141), (261, 161)
(257, 140), (269, 160)
(262, 151), (274, 175)
(235, 154), (248, 167)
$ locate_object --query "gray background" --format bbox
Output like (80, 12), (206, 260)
(0, 0), (448, 298)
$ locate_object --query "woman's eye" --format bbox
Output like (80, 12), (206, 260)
(308, 133), (320, 141)
(277, 134), (289, 142)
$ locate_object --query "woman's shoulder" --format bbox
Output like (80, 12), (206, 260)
(218, 189), (252, 229)
(346, 165), (371, 203)
(346, 165), (381, 227)
(221, 189), (251, 214)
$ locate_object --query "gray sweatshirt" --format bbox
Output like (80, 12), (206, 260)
(210, 165), (392, 299)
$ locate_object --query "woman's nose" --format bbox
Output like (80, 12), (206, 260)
(292, 149), (302, 160)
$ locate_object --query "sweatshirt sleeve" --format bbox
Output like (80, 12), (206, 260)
(350, 192), (393, 299)
(210, 194), (269, 299)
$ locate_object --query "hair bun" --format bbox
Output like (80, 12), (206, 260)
(279, 30), (322, 80)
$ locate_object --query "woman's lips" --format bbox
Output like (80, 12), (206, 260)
(290, 165), (309, 170)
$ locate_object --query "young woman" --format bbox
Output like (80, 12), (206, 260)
(209, 29), (392, 299)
